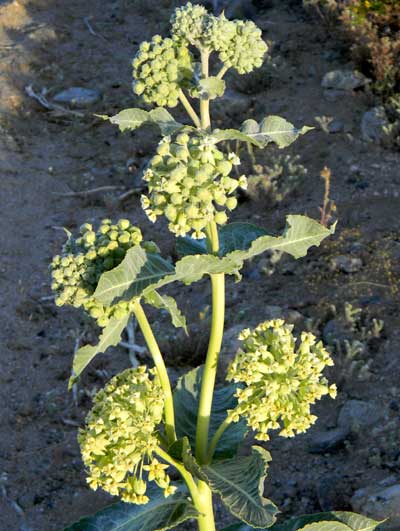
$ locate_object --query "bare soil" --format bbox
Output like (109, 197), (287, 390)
(0, 1), (399, 530)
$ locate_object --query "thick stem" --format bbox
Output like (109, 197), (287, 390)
(216, 64), (229, 79)
(133, 301), (176, 444)
(155, 447), (199, 503)
(195, 222), (225, 464)
(178, 89), (201, 128)
(200, 49), (211, 130)
(197, 481), (216, 531)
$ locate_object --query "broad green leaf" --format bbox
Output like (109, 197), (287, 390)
(259, 116), (313, 149)
(200, 446), (278, 528)
(144, 290), (187, 334)
(220, 511), (382, 531)
(176, 236), (207, 257)
(105, 107), (184, 135)
(94, 247), (174, 306)
(173, 366), (247, 459)
(197, 77), (226, 100)
(69, 314), (130, 389)
(227, 215), (335, 264)
(64, 482), (197, 531)
(218, 223), (269, 255)
(176, 223), (268, 257)
(212, 116), (313, 149)
(168, 437), (201, 478)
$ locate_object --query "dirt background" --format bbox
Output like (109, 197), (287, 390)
(0, 0), (399, 530)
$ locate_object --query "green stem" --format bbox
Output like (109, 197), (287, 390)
(133, 301), (176, 444)
(216, 64), (229, 79)
(155, 446), (200, 503)
(195, 221), (225, 464)
(206, 416), (232, 463)
(200, 49), (211, 130)
(178, 89), (201, 128)
(197, 481), (216, 531)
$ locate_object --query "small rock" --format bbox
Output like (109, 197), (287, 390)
(338, 400), (383, 432)
(323, 89), (348, 102)
(330, 255), (363, 273)
(308, 427), (349, 454)
(351, 483), (400, 530)
(361, 106), (391, 143)
(53, 87), (102, 108)
(321, 70), (367, 91)
(322, 319), (349, 344)
(327, 119), (344, 134)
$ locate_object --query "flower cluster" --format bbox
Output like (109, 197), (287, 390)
(171, 3), (267, 75)
(227, 319), (337, 441)
(170, 3), (215, 49)
(50, 219), (144, 327)
(79, 367), (175, 504)
(141, 132), (246, 238)
(212, 16), (268, 74)
(132, 35), (194, 108)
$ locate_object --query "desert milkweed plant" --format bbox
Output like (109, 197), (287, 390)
(52, 4), (383, 531)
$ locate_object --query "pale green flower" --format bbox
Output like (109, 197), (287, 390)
(79, 367), (175, 504)
(141, 132), (245, 238)
(227, 319), (337, 441)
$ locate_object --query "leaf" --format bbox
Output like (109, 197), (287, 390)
(69, 315), (129, 389)
(106, 107), (184, 135)
(93, 247), (174, 306)
(226, 215), (335, 265)
(220, 511), (382, 531)
(218, 223), (269, 255)
(176, 223), (268, 257)
(144, 290), (188, 334)
(212, 116), (313, 149)
(176, 236), (207, 257)
(173, 366), (247, 459)
(64, 482), (198, 531)
(200, 446), (278, 528)
(197, 77), (226, 100)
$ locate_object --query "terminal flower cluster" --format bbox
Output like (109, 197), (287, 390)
(132, 35), (193, 108)
(78, 367), (175, 504)
(50, 219), (145, 327)
(141, 132), (246, 238)
(227, 319), (337, 441)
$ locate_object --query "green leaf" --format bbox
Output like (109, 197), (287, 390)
(198, 77), (226, 100)
(173, 366), (247, 459)
(144, 290), (188, 334)
(200, 446), (278, 528)
(212, 116), (313, 149)
(69, 314), (130, 389)
(64, 482), (198, 531)
(226, 215), (335, 265)
(94, 247), (174, 306)
(218, 223), (269, 255)
(176, 223), (268, 257)
(220, 511), (382, 531)
(176, 236), (207, 257)
(106, 107), (184, 135)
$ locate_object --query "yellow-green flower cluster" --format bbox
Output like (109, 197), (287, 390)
(79, 367), (176, 504)
(50, 219), (143, 327)
(170, 3), (215, 48)
(132, 35), (194, 108)
(227, 319), (337, 441)
(171, 4), (267, 75)
(141, 131), (246, 238)
(212, 16), (268, 74)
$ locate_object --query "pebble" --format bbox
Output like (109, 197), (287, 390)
(53, 87), (102, 108)
(351, 481), (400, 530)
(330, 255), (363, 273)
(327, 118), (344, 134)
(308, 426), (349, 454)
(322, 319), (349, 344)
(323, 89), (348, 102)
(361, 106), (391, 144)
(338, 400), (383, 432)
(321, 70), (367, 91)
